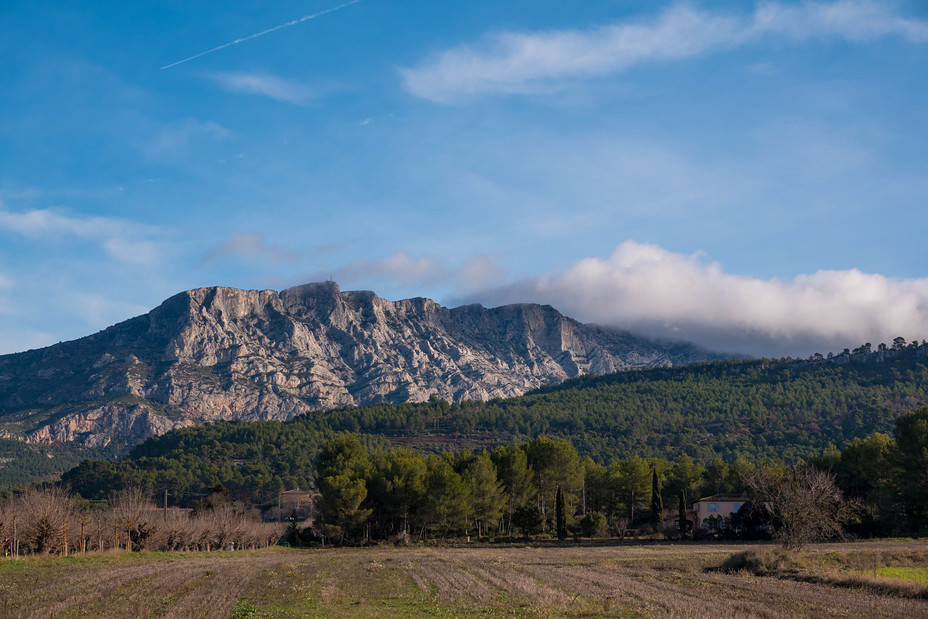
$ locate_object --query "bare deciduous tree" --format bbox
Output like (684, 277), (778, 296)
(111, 487), (160, 551)
(15, 487), (76, 554)
(2, 487), (283, 555)
(748, 464), (856, 550)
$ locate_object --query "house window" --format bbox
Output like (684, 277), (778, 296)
(708, 503), (719, 513)
(733, 503), (741, 513)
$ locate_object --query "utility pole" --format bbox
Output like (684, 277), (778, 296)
(164, 489), (168, 522)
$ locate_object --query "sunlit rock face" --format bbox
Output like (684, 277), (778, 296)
(0, 281), (719, 449)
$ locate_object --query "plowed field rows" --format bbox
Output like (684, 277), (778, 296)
(1, 542), (926, 618)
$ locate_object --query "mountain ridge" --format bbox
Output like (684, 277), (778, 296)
(0, 281), (723, 450)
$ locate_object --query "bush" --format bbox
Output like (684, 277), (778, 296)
(579, 512), (608, 537)
(511, 504), (544, 536)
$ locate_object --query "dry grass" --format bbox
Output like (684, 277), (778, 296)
(1, 541), (927, 617)
(723, 542), (928, 601)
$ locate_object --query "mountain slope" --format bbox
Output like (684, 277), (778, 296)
(59, 344), (928, 503)
(0, 281), (720, 450)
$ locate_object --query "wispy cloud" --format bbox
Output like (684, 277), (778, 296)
(402, 1), (928, 103)
(0, 204), (161, 265)
(144, 118), (230, 161)
(0, 269), (12, 315)
(200, 232), (302, 266)
(751, 0), (928, 42)
(206, 72), (315, 105)
(314, 252), (506, 294)
(0, 207), (145, 239)
(469, 241), (928, 357)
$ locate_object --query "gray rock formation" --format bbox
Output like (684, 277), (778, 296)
(0, 282), (720, 449)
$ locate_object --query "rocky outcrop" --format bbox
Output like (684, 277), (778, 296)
(0, 282), (721, 449)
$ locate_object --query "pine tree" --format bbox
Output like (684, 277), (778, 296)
(678, 490), (687, 540)
(555, 486), (567, 540)
(650, 469), (663, 533)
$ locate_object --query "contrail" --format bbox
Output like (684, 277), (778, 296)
(161, 0), (362, 70)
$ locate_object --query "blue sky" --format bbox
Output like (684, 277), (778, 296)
(1, 0), (927, 356)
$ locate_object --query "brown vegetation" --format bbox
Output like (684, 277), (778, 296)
(748, 464), (856, 549)
(723, 544), (928, 599)
(2, 541), (927, 617)
(0, 487), (283, 556)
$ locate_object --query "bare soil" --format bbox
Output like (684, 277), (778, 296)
(0, 541), (926, 618)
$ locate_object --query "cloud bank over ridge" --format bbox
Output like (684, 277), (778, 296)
(459, 241), (928, 357)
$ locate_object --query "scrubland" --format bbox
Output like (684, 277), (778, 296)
(1, 541), (927, 618)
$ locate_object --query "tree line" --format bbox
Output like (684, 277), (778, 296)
(307, 405), (928, 545)
(0, 485), (282, 557)
(9, 406), (928, 552)
(50, 341), (928, 507)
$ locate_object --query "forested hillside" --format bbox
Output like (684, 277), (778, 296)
(56, 341), (928, 506)
(0, 439), (104, 491)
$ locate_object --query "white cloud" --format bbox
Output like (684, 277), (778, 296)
(317, 252), (506, 294)
(0, 204), (161, 266)
(0, 207), (146, 240)
(0, 270), (11, 316)
(402, 1), (928, 103)
(207, 71), (314, 105)
(145, 118), (230, 160)
(470, 241), (928, 357)
(752, 0), (928, 42)
(102, 238), (160, 265)
(200, 232), (301, 266)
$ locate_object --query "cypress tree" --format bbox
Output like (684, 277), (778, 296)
(678, 490), (687, 540)
(650, 469), (663, 532)
(555, 486), (567, 540)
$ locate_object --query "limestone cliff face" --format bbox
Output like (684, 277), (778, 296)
(0, 282), (719, 449)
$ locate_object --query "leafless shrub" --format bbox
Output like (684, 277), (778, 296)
(110, 488), (161, 551)
(145, 508), (189, 551)
(748, 465), (857, 550)
(2, 486), (283, 555)
(613, 517), (630, 539)
(15, 487), (77, 554)
(0, 499), (10, 536)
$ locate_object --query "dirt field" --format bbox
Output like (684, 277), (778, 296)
(1, 541), (926, 618)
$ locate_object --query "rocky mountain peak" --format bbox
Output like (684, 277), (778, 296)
(0, 282), (722, 449)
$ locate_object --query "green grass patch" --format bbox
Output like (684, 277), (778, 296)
(874, 566), (928, 585)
